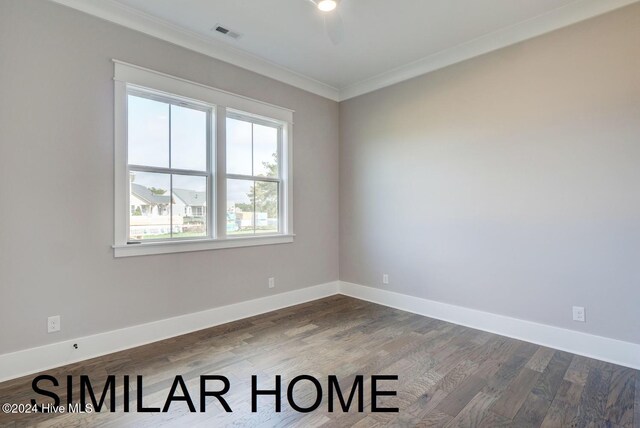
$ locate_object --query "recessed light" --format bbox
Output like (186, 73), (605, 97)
(318, 0), (337, 12)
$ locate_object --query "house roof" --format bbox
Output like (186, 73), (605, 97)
(131, 183), (171, 205)
(131, 184), (206, 207)
(173, 188), (206, 207)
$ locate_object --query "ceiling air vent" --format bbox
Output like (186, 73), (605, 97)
(213, 24), (242, 40)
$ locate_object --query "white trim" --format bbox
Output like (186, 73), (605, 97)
(114, 61), (294, 123)
(114, 62), (294, 255)
(0, 281), (340, 383)
(339, 281), (640, 370)
(48, 0), (340, 101)
(1, 280), (637, 382)
(113, 234), (295, 258)
(113, 80), (127, 248)
(283, 122), (294, 235)
(339, 0), (640, 100)
(215, 107), (228, 240)
(50, 0), (638, 101)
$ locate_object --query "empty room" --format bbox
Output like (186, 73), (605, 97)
(0, 0), (639, 426)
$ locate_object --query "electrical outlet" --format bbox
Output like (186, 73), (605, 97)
(268, 277), (275, 289)
(48, 315), (61, 333)
(572, 306), (585, 322)
(382, 274), (389, 285)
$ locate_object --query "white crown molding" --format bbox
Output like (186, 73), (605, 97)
(0, 281), (340, 383)
(339, 281), (640, 370)
(338, 0), (640, 101)
(48, 0), (341, 101)
(49, 0), (639, 102)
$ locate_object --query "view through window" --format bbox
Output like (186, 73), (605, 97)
(128, 92), (210, 241)
(126, 90), (285, 243)
(226, 114), (281, 236)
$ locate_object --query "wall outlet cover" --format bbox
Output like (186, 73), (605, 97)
(48, 315), (61, 333)
(572, 306), (586, 322)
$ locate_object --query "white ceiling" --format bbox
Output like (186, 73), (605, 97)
(52, 0), (639, 100)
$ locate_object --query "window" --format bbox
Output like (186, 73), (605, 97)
(114, 61), (293, 257)
(226, 113), (281, 236)
(127, 92), (210, 241)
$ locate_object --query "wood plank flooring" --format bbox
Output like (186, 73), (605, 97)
(0, 295), (637, 427)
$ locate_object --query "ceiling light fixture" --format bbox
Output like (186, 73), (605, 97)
(317, 0), (337, 12)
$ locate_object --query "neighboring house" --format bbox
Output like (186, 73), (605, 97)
(172, 188), (207, 217)
(130, 183), (170, 217)
(130, 184), (206, 238)
(130, 183), (173, 238)
(130, 185), (206, 218)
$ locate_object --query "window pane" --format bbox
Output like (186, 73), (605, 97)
(226, 118), (252, 175)
(227, 179), (254, 235)
(254, 181), (279, 234)
(129, 171), (171, 240)
(171, 105), (207, 171)
(172, 175), (207, 239)
(128, 95), (169, 168)
(253, 124), (279, 178)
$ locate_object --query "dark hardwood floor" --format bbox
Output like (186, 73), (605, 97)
(0, 295), (637, 427)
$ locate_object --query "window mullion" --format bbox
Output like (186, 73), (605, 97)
(128, 165), (208, 176)
(169, 173), (173, 239)
(226, 173), (279, 183)
(251, 124), (256, 235)
(168, 105), (173, 239)
(216, 107), (228, 239)
(207, 108), (215, 240)
(278, 126), (284, 234)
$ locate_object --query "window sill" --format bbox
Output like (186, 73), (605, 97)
(113, 234), (295, 258)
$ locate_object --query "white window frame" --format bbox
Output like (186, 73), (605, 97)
(113, 61), (294, 257)
(225, 110), (286, 236)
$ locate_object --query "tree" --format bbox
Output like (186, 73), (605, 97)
(248, 154), (278, 218)
(149, 187), (167, 195)
(235, 153), (278, 218)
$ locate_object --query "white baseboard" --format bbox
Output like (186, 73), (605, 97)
(0, 281), (340, 383)
(2, 279), (636, 383)
(339, 281), (640, 370)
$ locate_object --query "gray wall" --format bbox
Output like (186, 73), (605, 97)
(1, 0), (638, 357)
(0, 0), (339, 354)
(340, 4), (640, 344)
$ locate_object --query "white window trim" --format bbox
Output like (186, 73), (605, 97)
(113, 60), (294, 258)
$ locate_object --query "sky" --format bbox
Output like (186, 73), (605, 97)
(128, 94), (278, 206)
